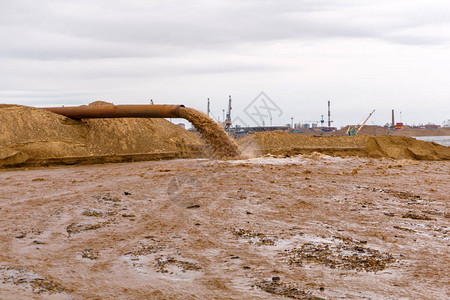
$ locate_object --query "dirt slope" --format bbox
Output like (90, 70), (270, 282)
(1, 104), (448, 168)
(238, 132), (450, 160)
(0, 104), (205, 167)
(391, 126), (450, 137)
(299, 126), (450, 137)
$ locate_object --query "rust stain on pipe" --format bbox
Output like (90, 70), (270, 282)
(43, 104), (184, 120)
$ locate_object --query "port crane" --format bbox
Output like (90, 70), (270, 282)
(224, 95), (232, 131)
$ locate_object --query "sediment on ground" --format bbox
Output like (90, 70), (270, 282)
(293, 125), (450, 137)
(336, 125), (450, 137)
(238, 132), (450, 160)
(2, 103), (449, 168)
(0, 103), (206, 168)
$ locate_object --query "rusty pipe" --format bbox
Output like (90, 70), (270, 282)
(43, 104), (184, 120)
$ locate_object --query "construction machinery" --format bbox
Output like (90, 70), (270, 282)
(347, 110), (375, 136)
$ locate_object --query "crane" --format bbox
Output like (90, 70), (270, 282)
(347, 110), (375, 135)
(225, 95), (232, 131)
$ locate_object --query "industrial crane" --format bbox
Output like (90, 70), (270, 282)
(347, 110), (375, 135)
(225, 95), (232, 131)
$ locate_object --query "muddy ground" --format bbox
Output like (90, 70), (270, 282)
(0, 155), (448, 299)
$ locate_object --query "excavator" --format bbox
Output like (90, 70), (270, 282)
(347, 110), (375, 136)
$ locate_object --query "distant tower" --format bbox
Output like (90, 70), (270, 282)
(328, 101), (331, 127)
(225, 95), (232, 130)
(392, 109), (395, 127)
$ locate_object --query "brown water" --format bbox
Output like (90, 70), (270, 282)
(1, 157), (448, 298)
(179, 107), (240, 158)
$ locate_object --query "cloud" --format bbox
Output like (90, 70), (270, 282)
(1, 0), (449, 61)
(0, 0), (449, 126)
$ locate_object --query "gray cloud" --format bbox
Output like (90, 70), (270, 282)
(1, 0), (448, 61)
(0, 0), (449, 126)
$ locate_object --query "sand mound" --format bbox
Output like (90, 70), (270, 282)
(366, 135), (450, 160)
(300, 126), (450, 137)
(0, 104), (206, 167)
(2, 103), (447, 168)
(335, 125), (393, 136)
(391, 126), (450, 137)
(238, 132), (449, 160)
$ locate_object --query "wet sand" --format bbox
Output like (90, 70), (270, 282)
(0, 155), (448, 299)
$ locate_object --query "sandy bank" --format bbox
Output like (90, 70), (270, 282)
(295, 125), (450, 137)
(238, 132), (450, 160)
(1, 104), (449, 168)
(0, 104), (205, 167)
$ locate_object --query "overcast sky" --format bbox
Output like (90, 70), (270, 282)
(1, 0), (449, 127)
